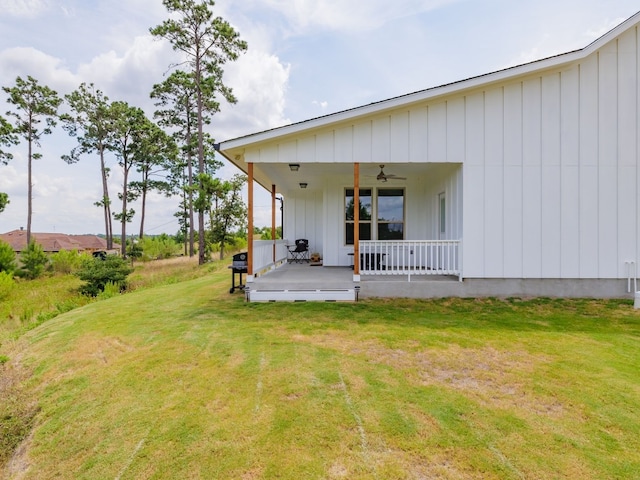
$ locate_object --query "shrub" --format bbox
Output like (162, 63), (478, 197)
(55, 298), (84, 314)
(139, 235), (181, 261)
(19, 307), (34, 324)
(49, 249), (87, 274)
(127, 240), (143, 261)
(18, 241), (48, 279)
(97, 281), (122, 300)
(0, 240), (17, 274)
(0, 270), (15, 300)
(76, 255), (133, 296)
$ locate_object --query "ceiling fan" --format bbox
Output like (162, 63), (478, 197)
(376, 165), (406, 182)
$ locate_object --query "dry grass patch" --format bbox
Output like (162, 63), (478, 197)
(0, 352), (38, 473)
(290, 331), (549, 410)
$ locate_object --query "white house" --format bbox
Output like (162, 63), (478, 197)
(217, 11), (640, 300)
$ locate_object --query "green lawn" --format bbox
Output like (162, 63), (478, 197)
(2, 271), (640, 479)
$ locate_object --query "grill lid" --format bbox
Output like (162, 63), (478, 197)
(232, 252), (248, 267)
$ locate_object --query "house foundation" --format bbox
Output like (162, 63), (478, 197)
(360, 278), (633, 300)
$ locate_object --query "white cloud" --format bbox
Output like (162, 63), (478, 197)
(255, 0), (458, 34)
(0, 47), (79, 94)
(0, 163), (23, 196)
(504, 14), (634, 70)
(585, 17), (630, 42)
(212, 49), (291, 139)
(0, 0), (51, 17)
(312, 100), (328, 110)
(76, 35), (176, 110)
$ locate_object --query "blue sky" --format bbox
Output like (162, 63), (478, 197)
(0, 0), (638, 235)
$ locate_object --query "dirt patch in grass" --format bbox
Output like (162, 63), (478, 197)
(0, 352), (38, 475)
(327, 461), (348, 478)
(63, 334), (136, 367)
(415, 345), (557, 412)
(409, 453), (475, 480)
(291, 332), (557, 416)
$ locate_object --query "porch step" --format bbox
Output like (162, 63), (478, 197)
(247, 287), (358, 302)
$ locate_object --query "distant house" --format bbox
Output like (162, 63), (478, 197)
(0, 229), (108, 254)
(217, 11), (640, 300)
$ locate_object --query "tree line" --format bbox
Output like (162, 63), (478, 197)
(0, 0), (248, 264)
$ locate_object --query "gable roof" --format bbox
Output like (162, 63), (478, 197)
(0, 230), (108, 253)
(218, 11), (640, 152)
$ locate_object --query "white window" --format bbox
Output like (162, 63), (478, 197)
(345, 188), (404, 244)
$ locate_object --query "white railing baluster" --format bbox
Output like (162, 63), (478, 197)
(358, 239), (461, 277)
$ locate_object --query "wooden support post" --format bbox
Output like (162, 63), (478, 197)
(354, 162), (360, 277)
(248, 163), (254, 277)
(271, 184), (276, 264)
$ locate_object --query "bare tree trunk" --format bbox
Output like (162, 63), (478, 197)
(183, 188), (188, 256)
(99, 146), (113, 249)
(139, 171), (148, 239)
(138, 187), (147, 239)
(187, 142), (195, 257)
(180, 169), (188, 256)
(121, 166), (129, 256)
(185, 107), (195, 258)
(26, 135), (32, 245)
(196, 53), (206, 265)
(220, 216), (230, 261)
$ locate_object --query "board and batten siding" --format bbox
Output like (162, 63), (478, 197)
(243, 106), (465, 166)
(284, 189), (323, 255)
(464, 27), (640, 279)
(242, 25), (640, 280)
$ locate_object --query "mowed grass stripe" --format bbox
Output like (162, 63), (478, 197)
(3, 272), (640, 479)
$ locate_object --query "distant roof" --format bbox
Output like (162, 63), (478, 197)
(0, 230), (108, 253)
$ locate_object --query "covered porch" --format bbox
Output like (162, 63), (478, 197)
(245, 260), (631, 301)
(247, 238), (462, 302)
(216, 117), (465, 301)
(245, 262), (462, 302)
(243, 162), (463, 260)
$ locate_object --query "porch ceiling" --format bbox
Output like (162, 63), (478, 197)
(252, 162), (453, 194)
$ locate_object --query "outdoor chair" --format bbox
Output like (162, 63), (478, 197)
(288, 239), (309, 263)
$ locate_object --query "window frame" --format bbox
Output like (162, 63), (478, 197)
(376, 187), (405, 241)
(345, 188), (372, 245)
(344, 187), (405, 245)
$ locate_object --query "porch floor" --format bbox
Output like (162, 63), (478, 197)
(247, 263), (460, 301)
(253, 263), (353, 289)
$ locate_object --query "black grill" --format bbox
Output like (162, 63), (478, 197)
(228, 252), (248, 293)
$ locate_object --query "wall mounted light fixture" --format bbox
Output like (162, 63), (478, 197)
(289, 163), (300, 171)
(299, 182), (308, 189)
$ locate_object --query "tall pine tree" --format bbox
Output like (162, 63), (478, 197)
(151, 0), (247, 264)
(3, 76), (61, 243)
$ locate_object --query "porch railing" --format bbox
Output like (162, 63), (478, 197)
(359, 240), (462, 280)
(253, 239), (289, 274)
